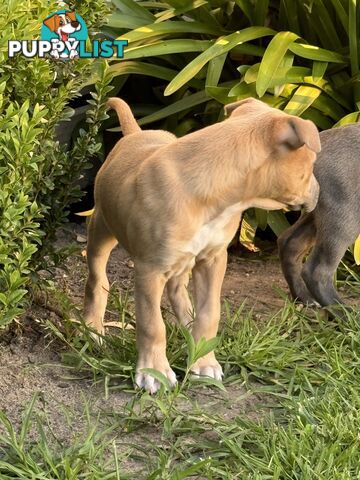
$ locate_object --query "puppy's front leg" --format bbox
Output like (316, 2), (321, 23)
(135, 264), (177, 394)
(191, 249), (227, 380)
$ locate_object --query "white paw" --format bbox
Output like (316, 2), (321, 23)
(191, 357), (223, 381)
(89, 331), (104, 345)
(69, 50), (78, 59)
(50, 50), (60, 59)
(135, 367), (177, 394)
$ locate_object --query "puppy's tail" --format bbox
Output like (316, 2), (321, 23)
(107, 97), (141, 136)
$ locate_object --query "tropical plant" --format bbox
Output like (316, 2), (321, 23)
(104, 0), (360, 258)
(0, 0), (112, 326)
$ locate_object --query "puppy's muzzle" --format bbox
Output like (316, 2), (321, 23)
(287, 176), (320, 213)
(303, 176), (320, 213)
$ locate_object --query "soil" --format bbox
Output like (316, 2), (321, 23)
(0, 223), (358, 469)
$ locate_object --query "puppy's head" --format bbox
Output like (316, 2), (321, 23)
(43, 12), (81, 40)
(225, 98), (321, 212)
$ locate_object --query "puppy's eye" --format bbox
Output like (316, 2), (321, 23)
(59, 20), (64, 25)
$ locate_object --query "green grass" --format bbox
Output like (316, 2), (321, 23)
(1, 288), (360, 479)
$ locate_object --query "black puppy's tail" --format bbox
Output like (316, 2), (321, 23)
(107, 97), (141, 136)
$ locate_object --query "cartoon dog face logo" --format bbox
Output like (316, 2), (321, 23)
(43, 12), (81, 41)
(43, 11), (81, 58)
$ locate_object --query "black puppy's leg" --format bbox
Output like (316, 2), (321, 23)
(301, 237), (351, 307)
(278, 213), (317, 304)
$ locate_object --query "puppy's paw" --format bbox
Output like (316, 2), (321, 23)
(89, 331), (104, 345)
(135, 355), (177, 394)
(191, 354), (223, 381)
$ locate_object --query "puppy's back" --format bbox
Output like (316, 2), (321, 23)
(314, 123), (360, 223)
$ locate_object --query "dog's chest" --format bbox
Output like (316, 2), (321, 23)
(183, 202), (245, 257)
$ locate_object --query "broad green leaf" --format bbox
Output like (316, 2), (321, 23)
(289, 43), (347, 63)
(267, 211), (290, 236)
(138, 2), (169, 8)
(311, 0), (341, 50)
(112, 0), (155, 22)
(333, 112), (360, 127)
(256, 32), (298, 97)
(329, 0), (348, 32)
(117, 20), (221, 43)
(302, 108), (333, 130)
(107, 13), (150, 29)
(274, 52), (294, 96)
(354, 235), (360, 265)
(284, 85), (322, 116)
(244, 63), (310, 88)
(165, 27), (275, 96)
(255, 208), (268, 231)
(123, 39), (211, 60)
(206, 53), (227, 88)
(302, 77), (352, 110)
(349, 0), (359, 76)
(109, 61), (203, 89)
(253, 0), (270, 26)
(312, 94), (347, 121)
(312, 61), (328, 80)
(206, 84), (239, 104)
(234, 0), (253, 23)
(231, 43), (266, 57)
(154, 0), (208, 23)
(228, 81), (257, 97)
(109, 90), (211, 130)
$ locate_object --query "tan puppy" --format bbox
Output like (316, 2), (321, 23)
(84, 97), (320, 393)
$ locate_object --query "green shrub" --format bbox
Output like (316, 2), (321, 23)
(0, 0), (113, 326)
(105, 0), (360, 252)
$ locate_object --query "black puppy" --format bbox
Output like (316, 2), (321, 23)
(278, 123), (360, 307)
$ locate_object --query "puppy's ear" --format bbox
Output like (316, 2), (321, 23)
(43, 15), (57, 31)
(276, 117), (321, 153)
(66, 11), (77, 21)
(224, 97), (259, 117)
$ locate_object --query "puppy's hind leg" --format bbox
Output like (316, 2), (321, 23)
(301, 234), (354, 308)
(278, 213), (317, 304)
(84, 210), (118, 335)
(166, 272), (194, 327)
(190, 249), (228, 380)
